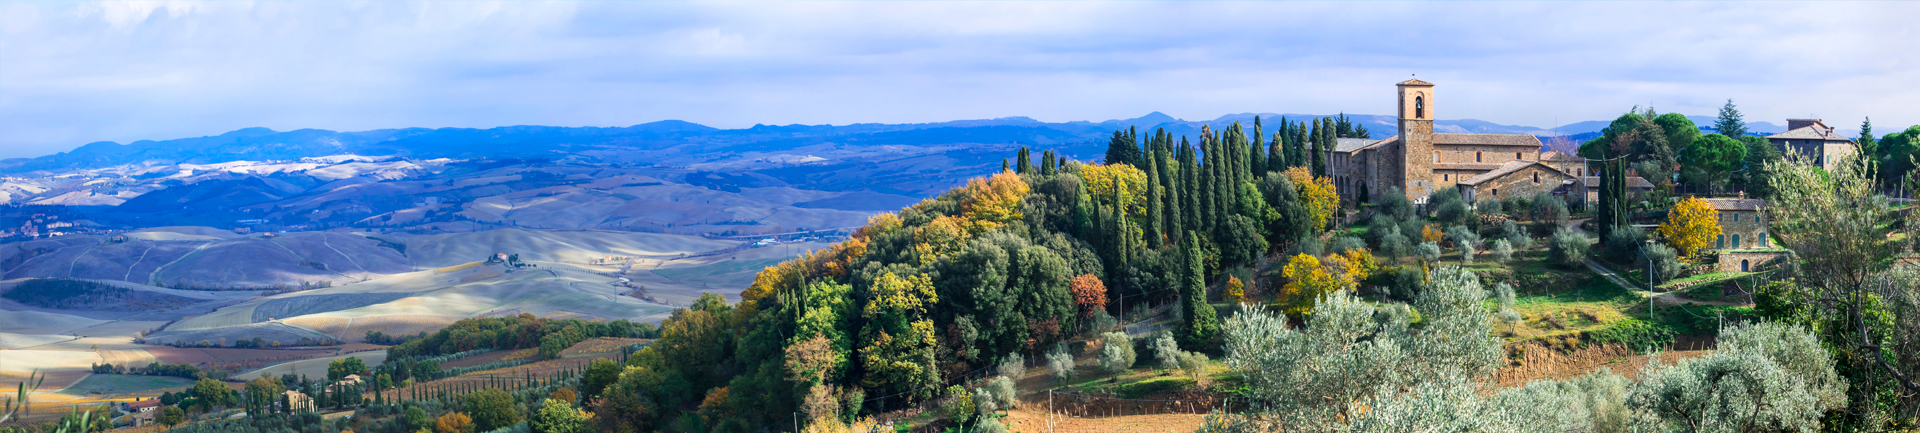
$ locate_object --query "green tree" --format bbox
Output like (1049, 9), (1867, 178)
(1177, 233), (1220, 349)
(326, 356), (367, 382)
(157, 406), (185, 428)
(462, 389), (520, 432)
(192, 377), (231, 407)
(1678, 133), (1747, 194)
(530, 398), (591, 433)
(405, 406), (432, 432)
(1105, 127), (1140, 167)
(1714, 99), (1748, 138)
(580, 358), (621, 398)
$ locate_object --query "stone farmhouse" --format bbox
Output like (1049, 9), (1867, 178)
(1326, 79), (1651, 205)
(1700, 195), (1784, 273)
(1768, 118), (1856, 169)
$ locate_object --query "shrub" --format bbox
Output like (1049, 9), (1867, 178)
(1476, 198), (1503, 215)
(984, 376), (1017, 410)
(1548, 228), (1590, 269)
(1097, 331), (1136, 373)
(1329, 237), (1367, 256)
(971, 387), (998, 415)
(942, 385), (976, 424)
(1435, 200), (1471, 225)
(1375, 187), (1415, 221)
(996, 356), (1025, 380)
(1151, 332), (1181, 369)
(1416, 242), (1442, 263)
(1366, 215), (1399, 247)
(1379, 233), (1411, 262)
(1045, 345), (1075, 384)
(1602, 225), (1646, 264)
(1507, 230), (1533, 250)
(1530, 194), (1569, 236)
(1489, 239), (1512, 264)
(1639, 243), (1686, 284)
(1083, 309), (1116, 336)
(1177, 351), (1211, 387)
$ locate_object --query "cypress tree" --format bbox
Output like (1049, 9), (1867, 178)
(1145, 152), (1164, 248)
(1161, 143), (1183, 242)
(1178, 231), (1220, 349)
(1002, 159), (1010, 173)
(1268, 131), (1287, 173)
(1290, 121), (1309, 168)
(1312, 118), (1332, 178)
(1252, 116), (1266, 178)
(1016, 147), (1031, 174)
(1040, 149), (1056, 176)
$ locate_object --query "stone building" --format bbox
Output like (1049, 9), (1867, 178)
(1330, 79), (1650, 204)
(1767, 119), (1856, 169)
(1702, 196), (1769, 250)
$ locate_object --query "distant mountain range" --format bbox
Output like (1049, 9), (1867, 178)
(1, 113), (1815, 174)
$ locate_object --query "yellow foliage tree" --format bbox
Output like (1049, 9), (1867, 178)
(1281, 254), (1346, 315)
(1659, 197), (1722, 257)
(1285, 167), (1339, 231)
(1225, 276), (1247, 305)
(1334, 248), (1378, 285)
(912, 216), (969, 266)
(958, 172), (1030, 233)
(1421, 224), (1444, 244)
(1080, 163), (1148, 214)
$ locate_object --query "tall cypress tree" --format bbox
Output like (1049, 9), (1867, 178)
(1040, 149), (1056, 176)
(1016, 146), (1032, 174)
(1178, 231), (1220, 349)
(1160, 142), (1182, 241)
(1144, 152), (1164, 248)
(1312, 118), (1332, 178)
(1199, 126), (1216, 234)
(1268, 131), (1287, 173)
(1106, 127), (1141, 166)
(1180, 138), (1199, 240)
(1251, 116), (1267, 178)
(1291, 121), (1310, 168)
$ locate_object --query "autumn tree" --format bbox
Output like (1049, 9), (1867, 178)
(1658, 197), (1721, 258)
(1225, 276), (1246, 305)
(1281, 254), (1343, 315)
(1284, 167), (1338, 232)
(1068, 274), (1107, 318)
(858, 272), (940, 401)
(434, 412), (474, 433)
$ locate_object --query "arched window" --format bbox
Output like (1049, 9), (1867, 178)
(1415, 96), (1425, 118)
(1475, 152), (1482, 162)
(1732, 234), (1741, 248)
(1741, 260), (1750, 272)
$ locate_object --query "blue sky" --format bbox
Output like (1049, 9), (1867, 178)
(0, 1), (1914, 158)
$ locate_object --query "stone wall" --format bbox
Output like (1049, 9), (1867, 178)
(1714, 210), (1771, 250)
(1715, 250), (1786, 273)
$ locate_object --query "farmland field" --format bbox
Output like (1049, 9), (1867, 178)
(57, 374), (194, 396)
(232, 350), (389, 381)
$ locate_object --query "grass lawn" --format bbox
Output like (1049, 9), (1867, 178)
(58, 374), (195, 396)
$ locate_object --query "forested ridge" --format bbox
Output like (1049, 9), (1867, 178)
(586, 117), (1352, 431)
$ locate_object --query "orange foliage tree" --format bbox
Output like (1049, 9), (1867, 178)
(957, 171), (1030, 234)
(1225, 276), (1246, 305)
(1069, 274), (1108, 317)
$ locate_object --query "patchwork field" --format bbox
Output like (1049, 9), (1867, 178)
(56, 374), (195, 396)
(232, 350), (390, 381)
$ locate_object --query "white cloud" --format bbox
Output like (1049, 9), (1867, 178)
(0, 1), (1915, 158)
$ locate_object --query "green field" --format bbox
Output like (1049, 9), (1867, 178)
(651, 258), (785, 289)
(58, 374), (195, 396)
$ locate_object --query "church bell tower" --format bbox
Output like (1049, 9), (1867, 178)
(1397, 79), (1436, 198)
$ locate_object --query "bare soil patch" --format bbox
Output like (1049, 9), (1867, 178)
(1495, 341), (1712, 388)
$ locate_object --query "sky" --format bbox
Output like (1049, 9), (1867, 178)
(1, 1), (1915, 159)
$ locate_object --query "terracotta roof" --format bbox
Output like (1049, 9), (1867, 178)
(1398, 78), (1434, 86)
(1702, 198), (1765, 211)
(1767, 124), (1854, 142)
(1459, 161), (1549, 186)
(1334, 138), (1382, 153)
(1540, 151), (1584, 162)
(1433, 133), (1544, 147)
(128, 400), (161, 410)
(1582, 176), (1656, 189)
(1436, 163), (1505, 171)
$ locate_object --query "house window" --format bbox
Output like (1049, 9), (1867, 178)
(1717, 235), (1725, 249)
(1435, 151), (1441, 163)
(1443, 174), (1449, 181)
(1732, 234), (1741, 248)
(1578, 168), (1583, 176)
(1733, 213), (1740, 222)
(1492, 188), (1498, 196)
(1517, 152), (1523, 160)
(1533, 173), (1540, 183)
(1758, 232), (1768, 247)
(1476, 152), (1483, 162)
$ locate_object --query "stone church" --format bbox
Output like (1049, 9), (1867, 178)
(1329, 79), (1594, 204)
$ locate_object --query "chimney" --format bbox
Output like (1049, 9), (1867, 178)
(1738, 191), (1746, 199)
(1787, 119), (1819, 131)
